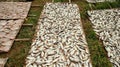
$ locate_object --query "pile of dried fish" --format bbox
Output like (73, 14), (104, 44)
(26, 3), (92, 67)
(88, 9), (120, 67)
(86, 0), (116, 3)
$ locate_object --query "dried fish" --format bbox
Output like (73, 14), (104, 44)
(26, 3), (92, 67)
(88, 9), (120, 67)
(69, 56), (80, 63)
(86, 0), (116, 3)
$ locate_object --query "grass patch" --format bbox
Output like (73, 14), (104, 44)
(0, 41), (31, 67)
(0, 0), (119, 67)
(54, 0), (70, 2)
(7, 42), (31, 67)
(90, 1), (120, 10)
(109, 1), (120, 8)
(54, 0), (63, 2)
(82, 19), (113, 67)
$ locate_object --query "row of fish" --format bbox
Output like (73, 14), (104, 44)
(26, 3), (92, 67)
(88, 9), (120, 67)
(86, 0), (116, 3)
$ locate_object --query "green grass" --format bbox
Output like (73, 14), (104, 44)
(54, 0), (63, 2)
(0, 0), (120, 67)
(54, 0), (69, 2)
(82, 20), (113, 67)
(5, 42), (31, 67)
(90, 1), (120, 10)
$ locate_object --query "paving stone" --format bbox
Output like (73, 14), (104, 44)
(0, 2), (31, 66)
(0, 2), (31, 19)
(88, 9), (120, 67)
(0, 0), (26, 2)
(0, 58), (8, 67)
(26, 3), (92, 67)
(0, 19), (24, 52)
